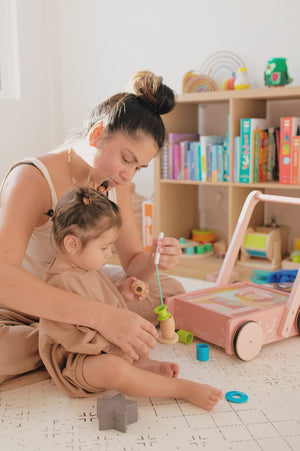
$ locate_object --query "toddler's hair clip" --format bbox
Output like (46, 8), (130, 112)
(97, 180), (109, 194)
(82, 195), (92, 205)
(45, 209), (54, 217)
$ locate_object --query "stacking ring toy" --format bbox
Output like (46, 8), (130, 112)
(225, 391), (248, 403)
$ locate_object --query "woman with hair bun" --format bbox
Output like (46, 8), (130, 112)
(0, 71), (185, 390)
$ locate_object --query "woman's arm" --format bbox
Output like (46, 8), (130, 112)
(0, 166), (157, 359)
(114, 184), (182, 280)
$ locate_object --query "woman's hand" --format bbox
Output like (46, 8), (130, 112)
(95, 303), (158, 360)
(151, 236), (182, 270)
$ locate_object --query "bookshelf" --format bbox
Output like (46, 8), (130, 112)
(154, 86), (300, 276)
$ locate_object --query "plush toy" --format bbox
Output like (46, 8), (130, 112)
(264, 58), (293, 87)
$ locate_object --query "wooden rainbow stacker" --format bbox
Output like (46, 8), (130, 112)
(166, 191), (300, 361)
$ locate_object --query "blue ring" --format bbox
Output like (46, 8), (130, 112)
(225, 391), (248, 403)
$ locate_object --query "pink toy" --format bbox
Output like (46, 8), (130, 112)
(166, 191), (300, 361)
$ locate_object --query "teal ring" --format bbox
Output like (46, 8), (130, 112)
(225, 391), (248, 403)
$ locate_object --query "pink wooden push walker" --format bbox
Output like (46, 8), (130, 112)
(166, 191), (300, 361)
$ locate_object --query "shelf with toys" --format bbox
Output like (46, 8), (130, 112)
(154, 86), (300, 276)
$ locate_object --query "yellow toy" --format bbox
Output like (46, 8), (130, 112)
(234, 67), (250, 90)
(240, 227), (281, 270)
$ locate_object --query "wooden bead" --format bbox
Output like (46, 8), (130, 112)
(131, 280), (146, 295)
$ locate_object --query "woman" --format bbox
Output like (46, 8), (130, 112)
(0, 71), (184, 390)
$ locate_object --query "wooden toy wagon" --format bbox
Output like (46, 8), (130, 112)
(166, 191), (300, 361)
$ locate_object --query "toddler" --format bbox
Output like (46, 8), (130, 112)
(39, 187), (223, 411)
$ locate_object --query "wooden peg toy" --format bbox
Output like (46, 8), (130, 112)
(154, 304), (178, 345)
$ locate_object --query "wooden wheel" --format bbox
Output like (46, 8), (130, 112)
(233, 321), (263, 361)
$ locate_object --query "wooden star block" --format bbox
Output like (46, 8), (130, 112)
(97, 393), (138, 433)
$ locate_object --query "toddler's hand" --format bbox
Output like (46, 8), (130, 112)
(117, 276), (149, 302)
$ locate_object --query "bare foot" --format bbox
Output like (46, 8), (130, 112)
(135, 357), (180, 378)
(182, 381), (223, 411)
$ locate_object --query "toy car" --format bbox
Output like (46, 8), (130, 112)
(166, 191), (300, 361)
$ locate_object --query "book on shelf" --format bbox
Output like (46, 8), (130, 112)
(180, 140), (196, 180)
(191, 141), (201, 181)
(200, 135), (224, 181)
(160, 140), (169, 179)
(267, 127), (277, 181)
(210, 144), (219, 182)
(279, 117), (300, 184)
(166, 133), (230, 182)
(259, 130), (268, 182)
(217, 144), (224, 182)
(233, 136), (240, 182)
(223, 139), (229, 182)
(291, 136), (300, 185)
(273, 127), (280, 181)
(168, 133), (199, 180)
(252, 129), (268, 183)
(252, 130), (260, 183)
(173, 144), (181, 180)
(240, 118), (267, 183)
(224, 114), (230, 183)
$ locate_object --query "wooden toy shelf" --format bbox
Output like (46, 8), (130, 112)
(154, 86), (300, 277)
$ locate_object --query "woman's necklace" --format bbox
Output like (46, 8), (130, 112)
(67, 148), (78, 186)
(67, 147), (108, 193)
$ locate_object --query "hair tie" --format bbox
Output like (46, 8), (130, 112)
(82, 195), (92, 205)
(45, 209), (54, 217)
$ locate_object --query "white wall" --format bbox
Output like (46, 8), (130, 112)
(1, 0), (300, 198)
(0, 0), (60, 181)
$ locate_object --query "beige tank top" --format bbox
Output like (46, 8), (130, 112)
(0, 157), (117, 280)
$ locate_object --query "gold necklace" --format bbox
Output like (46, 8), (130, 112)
(67, 147), (108, 193)
(67, 148), (78, 186)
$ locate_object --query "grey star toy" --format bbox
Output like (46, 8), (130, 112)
(97, 393), (138, 433)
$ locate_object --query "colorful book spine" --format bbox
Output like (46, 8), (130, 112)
(200, 136), (224, 181)
(291, 136), (300, 185)
(191, 142), (201, 181)
(252, 130), (261, 183)
(160, 140), (169, 179)
(279, 117), (300, 184)
(224, 114), (230, 182)
(273, 127), (280, 181)
(180, 141), (187, 180)
(173, 144), (181, 180)
(187, 142), (195, 180)
(182, 141), (190, 180)
(168, 133), (199, 179)
(168, 136), (174, 179)
(259, 130), (268, 182)
(239, 118), (267, 183)
(267, 127), (275, 181)
(217, 145), (224, 182)
(233, 136), (240, 182)
(223, 140), (229, 182)
(211, 144), (218, 182)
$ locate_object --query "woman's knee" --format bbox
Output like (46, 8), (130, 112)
(0, 323), (41, 375)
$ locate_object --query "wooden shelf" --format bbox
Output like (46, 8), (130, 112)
(109, 251), (253, 282)
(154, 86), (300, 279)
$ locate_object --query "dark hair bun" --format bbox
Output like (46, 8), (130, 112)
(128, 71), (175, 115)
